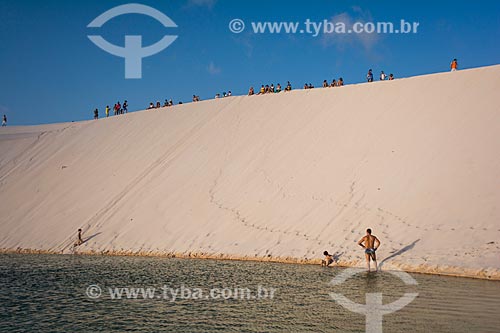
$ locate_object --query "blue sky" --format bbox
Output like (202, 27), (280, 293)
(1, 0), (499, 125)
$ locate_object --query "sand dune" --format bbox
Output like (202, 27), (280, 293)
(1, 65), (499, 279)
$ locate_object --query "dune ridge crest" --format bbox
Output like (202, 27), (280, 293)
(1, 65), (499, 280)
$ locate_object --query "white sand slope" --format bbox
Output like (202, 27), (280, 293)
(1, 65), (499, 279)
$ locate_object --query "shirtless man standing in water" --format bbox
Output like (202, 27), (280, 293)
(357, 228), (381, 271)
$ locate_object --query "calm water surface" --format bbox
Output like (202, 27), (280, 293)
(1, 254), (499, 332)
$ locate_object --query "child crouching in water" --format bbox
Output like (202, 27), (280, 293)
(321, 251), (334, 267)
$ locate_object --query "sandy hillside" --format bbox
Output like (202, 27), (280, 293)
(1, 65), (499, 279)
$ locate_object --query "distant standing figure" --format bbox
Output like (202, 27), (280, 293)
(323, 80), (328, 88)
(276, 83), (281, 92)
(105, 105), (110, 117)
(93, 108), (98, 120)
(357, 228), (381, 271)
(321, 251), (334, 267)
(451, 58), (458, 71)
(123, 100), (128, 113)
(77, 228), (83, 245)
(380, 71), (386, 80)
(1, 114), (6, 126)
(367, 69), (373, 82)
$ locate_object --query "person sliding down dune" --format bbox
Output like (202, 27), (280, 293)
(73, 229), (83, 247)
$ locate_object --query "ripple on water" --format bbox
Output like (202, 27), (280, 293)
(1, 254), (499, 332)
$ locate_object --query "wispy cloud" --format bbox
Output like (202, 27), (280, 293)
(321, 8), (380, 52)
(232, 31), (256, 59)
(207, 61), (221, 74)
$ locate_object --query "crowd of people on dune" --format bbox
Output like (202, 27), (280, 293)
(0, 59), (462, 124)
(89, 59), (459, 120)
(245, 68), (394, 96)
(93, 101), (128, 120)
(248, 81), (291, 95)
(365, 69), (395, 82)
(146, 95), (202, 110)
(149, 99), (174, 109)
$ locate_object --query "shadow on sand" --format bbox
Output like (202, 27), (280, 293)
(379, 239), (420, 269)
(81, 232), (101, 244)
(74, 232), (102, 248)
(333, 251), (344, 263)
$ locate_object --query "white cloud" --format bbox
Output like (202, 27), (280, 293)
(321, 9), (380, 52)
(207, 61), (221, 74)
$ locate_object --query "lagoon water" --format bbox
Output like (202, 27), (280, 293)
(1, 254), (500, 332)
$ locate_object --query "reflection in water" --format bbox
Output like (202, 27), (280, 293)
(1, 254), (499, 332)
